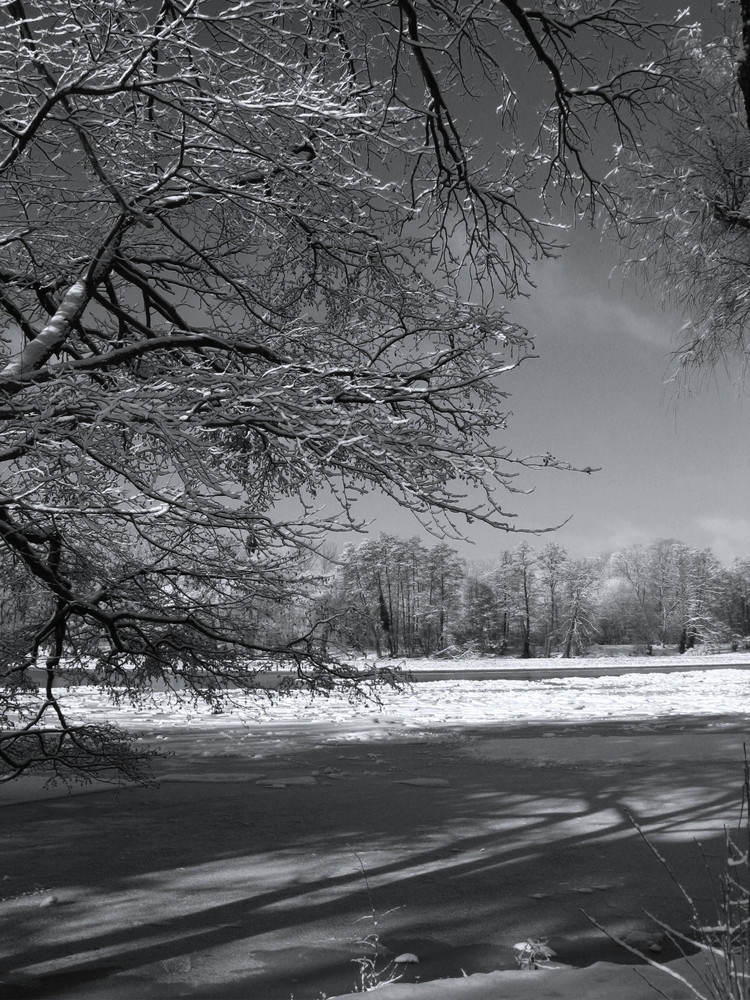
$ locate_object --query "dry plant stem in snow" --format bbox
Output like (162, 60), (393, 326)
(586, 751), (750, 1000)
(349, 850), (403, 993)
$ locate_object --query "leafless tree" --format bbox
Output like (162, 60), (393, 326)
(0, 0), (677, 780)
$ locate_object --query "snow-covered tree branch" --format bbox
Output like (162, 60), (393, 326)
(0, 0), (677, 780)
(611, 3), (750, 380)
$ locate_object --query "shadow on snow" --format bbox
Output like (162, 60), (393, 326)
(0, 714), (748, 999)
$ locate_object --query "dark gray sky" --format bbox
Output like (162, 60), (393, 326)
(503, 232), (750, 564)
(352, 224), (750, 565)
(336, 2), (750, 564)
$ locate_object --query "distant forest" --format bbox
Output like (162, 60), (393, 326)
(4, 532), (748, 665)
(314, 534), (750, 659)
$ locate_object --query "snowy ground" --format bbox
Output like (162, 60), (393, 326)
(331, 952), (720, 1000)
(6, 654), (750, 1000)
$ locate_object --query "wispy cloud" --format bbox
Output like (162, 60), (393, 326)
(579, 294), (676, 348)
(514, 262), (678, 349)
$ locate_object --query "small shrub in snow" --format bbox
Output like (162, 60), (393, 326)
(513, 938), (557, 970)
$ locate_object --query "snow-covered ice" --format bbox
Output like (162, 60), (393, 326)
(42, 655), (750, 737)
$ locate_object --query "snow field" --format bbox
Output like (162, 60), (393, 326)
(52, 665), (750, 734)
(7, 658), (750, 999)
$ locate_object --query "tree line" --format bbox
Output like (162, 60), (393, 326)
(318, 534), (750, 659)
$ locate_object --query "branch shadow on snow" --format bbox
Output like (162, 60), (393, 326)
(0, 714), (747, 999)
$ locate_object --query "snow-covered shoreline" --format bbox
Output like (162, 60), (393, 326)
(34, 657), (750, 737)
(381, 651), (750, 672)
